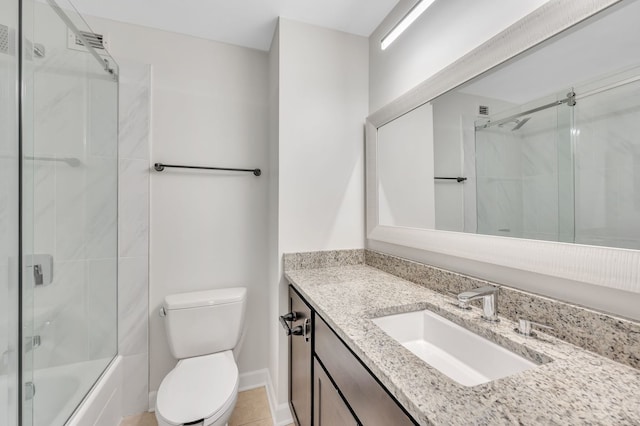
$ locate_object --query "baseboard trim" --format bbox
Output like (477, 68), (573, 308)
(148, 368), (293, 425)
(238, 368), (270, 392)
(148, 390), (157, 412)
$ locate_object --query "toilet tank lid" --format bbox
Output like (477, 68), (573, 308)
(164, 287), (247, 310)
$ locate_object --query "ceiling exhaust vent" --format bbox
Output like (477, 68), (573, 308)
(0, 24), (14, 55)
(68, 29), (109, 53)
(478, 105), (490, 116)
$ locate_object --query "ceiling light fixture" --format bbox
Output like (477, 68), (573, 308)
(380, 0), (437, 50)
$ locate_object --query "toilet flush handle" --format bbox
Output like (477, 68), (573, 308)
(159, 307), (167, 317)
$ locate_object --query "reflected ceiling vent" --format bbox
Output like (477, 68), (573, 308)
(478, 105), (490, 116)
(68, 29), (109, 53)
(0, 24), (14, 55)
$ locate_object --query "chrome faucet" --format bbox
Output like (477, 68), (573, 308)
(457, 285), (500, 322)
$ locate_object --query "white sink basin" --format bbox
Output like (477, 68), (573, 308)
(372, 309), (538, 386)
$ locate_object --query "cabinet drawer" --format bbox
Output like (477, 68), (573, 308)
(314, 358), (358, 426)
(314, 316), (416, 426)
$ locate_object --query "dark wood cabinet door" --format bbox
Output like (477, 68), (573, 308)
(289, 287), (312, 426)
(314, 358), (359, 426)
(315, 316), (416, 426)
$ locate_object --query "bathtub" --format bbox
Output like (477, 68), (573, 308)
(31, 357), (114, 426)
(0, 356), (123, 426)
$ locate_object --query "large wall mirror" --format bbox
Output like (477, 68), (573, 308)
(367, 0), (640, 316)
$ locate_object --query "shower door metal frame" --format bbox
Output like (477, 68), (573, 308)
(18, 0), (25, 423)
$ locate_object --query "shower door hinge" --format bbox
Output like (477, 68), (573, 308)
(567, 91), (576, 107)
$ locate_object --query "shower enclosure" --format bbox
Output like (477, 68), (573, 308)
(474, 68), (640, 249)
(1, 0), (118, 425)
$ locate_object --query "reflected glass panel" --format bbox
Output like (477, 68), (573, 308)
(574, 77), (640, 249)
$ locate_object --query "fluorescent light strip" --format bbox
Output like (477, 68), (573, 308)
(381, 0), (437, 50)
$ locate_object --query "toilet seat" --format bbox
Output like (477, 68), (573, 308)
(156, 351), (239, 426)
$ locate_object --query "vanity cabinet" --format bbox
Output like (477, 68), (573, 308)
(286, 285), (417, 426)
(314, 316), (415, 426)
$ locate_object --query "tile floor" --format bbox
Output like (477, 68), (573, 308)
(120, 386), (293, 426)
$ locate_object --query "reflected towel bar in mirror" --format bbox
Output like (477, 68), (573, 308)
(154, 162), (261, 176)
(435, 177), (467, 182)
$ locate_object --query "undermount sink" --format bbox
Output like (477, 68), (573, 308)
(372, 309), (538, 386)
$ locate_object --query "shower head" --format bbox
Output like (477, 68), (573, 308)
(511, 117), (530, 131)
(497, 117), (531, 131)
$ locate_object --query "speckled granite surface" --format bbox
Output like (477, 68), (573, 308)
(283, 249), (364, 271)
(285, 265), (640, 425)
(365, 250), (640, 370)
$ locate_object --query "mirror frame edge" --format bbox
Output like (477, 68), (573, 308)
(365, 0), (640, 319)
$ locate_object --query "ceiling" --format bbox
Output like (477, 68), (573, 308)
(70, 0), (400, 51)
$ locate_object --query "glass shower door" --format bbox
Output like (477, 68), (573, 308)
(0, 0), (20, 424)
(21, 0), (119, 424)
(573, 72), (640, 249)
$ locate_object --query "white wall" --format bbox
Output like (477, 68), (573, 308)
(84, 16), (272, 397)
(266, 22), (282, 419)
(271, 18), (369, 407)
(278, 19), (368, 253)
(369, 0), (550, 112)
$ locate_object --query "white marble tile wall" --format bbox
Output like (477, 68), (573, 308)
(31, 47), (119, 372)
(27, 3), (122, 378)
(520, 106), (563, 242)
(117, 61), (151, 416)
(573, 81), (640, 249)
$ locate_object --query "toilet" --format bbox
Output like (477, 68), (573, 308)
(155, 287), (247, 426)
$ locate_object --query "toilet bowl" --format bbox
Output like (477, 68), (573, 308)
(155, 288), (247, 426)
(156, 351), (238, 426)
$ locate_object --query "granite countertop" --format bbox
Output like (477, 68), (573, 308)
(285, 265), (640, 425)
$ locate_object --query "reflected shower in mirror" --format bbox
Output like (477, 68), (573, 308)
(375, 0), (640, 249)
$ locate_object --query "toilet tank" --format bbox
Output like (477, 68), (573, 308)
(163, 287), (247, 359)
